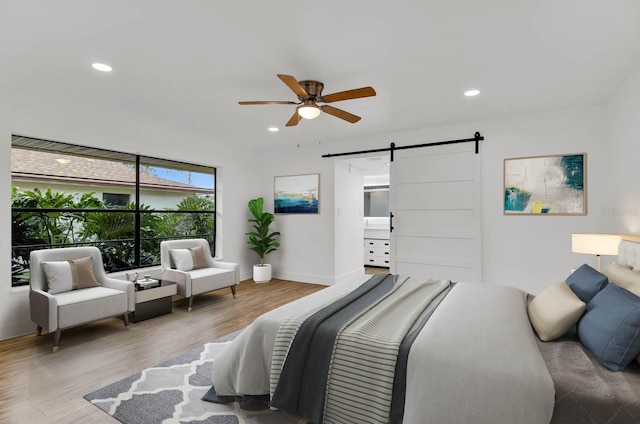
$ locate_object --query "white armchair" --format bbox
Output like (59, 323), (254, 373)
(29, 246), (135, 352)
(160, 239), (239, 312)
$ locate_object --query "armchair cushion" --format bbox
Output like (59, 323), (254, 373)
(169, 246), (209, 271)
(42, 256), (100, 294)
(56, 286), (128, 329)
(160, 239), (239, 310)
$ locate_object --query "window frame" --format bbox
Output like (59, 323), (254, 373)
(11, 135), (216, 287)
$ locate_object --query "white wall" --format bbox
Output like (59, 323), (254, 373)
(1, 86), (17, 340)
(479, 107), (608, 294)
(257, 146), (337, 284)
(334, 161), (365, 283)
(364, 174), (389, 186)
(605, 66), (640, 235)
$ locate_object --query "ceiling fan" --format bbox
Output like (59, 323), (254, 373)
(238, 74), (376, 127)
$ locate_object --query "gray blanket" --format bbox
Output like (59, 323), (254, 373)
(538, 331), (640, 424)
(270, 273), (398, 421)
(270, 274), (451, 423)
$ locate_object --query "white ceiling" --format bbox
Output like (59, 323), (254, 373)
(3, 1), (640, 148)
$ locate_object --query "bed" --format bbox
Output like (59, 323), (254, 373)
(210, 237), (640, 424)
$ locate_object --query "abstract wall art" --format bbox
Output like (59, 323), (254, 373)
(504, 153), (586, 215)
(274, 173), (320, 214)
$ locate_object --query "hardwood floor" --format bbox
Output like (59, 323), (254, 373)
(365, 266), (390, 275)
(0, 278), (325, 424)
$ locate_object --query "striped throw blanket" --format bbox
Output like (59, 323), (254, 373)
(270, 274), (451, 424)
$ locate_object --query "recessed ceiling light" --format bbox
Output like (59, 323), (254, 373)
(268, 127), (279, 132)
(92, 63), (112, 72)
(464, 89), (480, 97)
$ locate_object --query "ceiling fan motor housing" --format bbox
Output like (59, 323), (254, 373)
(298, 80), (324, 100)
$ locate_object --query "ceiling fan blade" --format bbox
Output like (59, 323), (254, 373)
(321, 105), (361, 123)
(238, 101), (299, 105)
(277, 74), (308, 98)
(285, 111), (302, 127)
(320, 86), (376, 103)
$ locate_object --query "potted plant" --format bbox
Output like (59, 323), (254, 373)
(246, 197), (280, 283)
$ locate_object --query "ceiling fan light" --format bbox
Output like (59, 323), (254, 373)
(297, 103), (321, 120)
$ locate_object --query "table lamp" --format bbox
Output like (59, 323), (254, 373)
(571, 233), (621, 271)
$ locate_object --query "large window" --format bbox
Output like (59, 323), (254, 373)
(11, 135), (216, 287)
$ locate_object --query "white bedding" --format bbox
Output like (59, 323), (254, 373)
(212, 277), (555, 424)
(213, 278), (364, 396)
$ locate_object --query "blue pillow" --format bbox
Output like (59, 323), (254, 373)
(577, 284), (640, 371)
(566, 264), (608, 303)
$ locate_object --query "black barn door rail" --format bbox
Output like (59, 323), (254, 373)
(321, 131), (484, 160)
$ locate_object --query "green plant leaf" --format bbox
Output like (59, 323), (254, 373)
(246, 197), (279, 264)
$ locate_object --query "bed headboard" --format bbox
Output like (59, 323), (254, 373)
(603, 235), (640, 295)
(618, 235), (640, 272)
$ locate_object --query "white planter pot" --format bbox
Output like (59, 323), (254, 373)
(253, 264), (272, 283)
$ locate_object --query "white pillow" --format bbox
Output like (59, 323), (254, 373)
(169, 246), (209, 271)
(42, 256), (100, 294)
(603, 262), (640, 296)
(528, 281), (586, 342)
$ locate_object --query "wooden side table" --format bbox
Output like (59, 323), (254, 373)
(130, 280), (177, 322)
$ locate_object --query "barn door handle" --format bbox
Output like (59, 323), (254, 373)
(390, 212), (394, 232)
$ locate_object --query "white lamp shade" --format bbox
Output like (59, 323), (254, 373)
(297, 104), (321, 120)
(572, 233), (621, 256)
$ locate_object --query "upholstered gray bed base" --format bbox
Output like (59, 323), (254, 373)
(539, 331), (640, 424)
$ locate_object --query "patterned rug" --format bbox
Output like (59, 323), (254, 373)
(84, 330), (304, 424)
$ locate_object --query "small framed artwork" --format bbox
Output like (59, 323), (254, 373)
(274, 173), (320, 214)
(503, 153), (586, 215)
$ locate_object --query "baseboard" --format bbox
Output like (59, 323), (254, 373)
(243, 268), (365, 286)
(334, 267), (366, 285)
(272, 270), (334, 286)
(0, 319), (35, 341)
(239, 270), (253, 282)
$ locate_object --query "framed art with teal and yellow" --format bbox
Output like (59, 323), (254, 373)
(504, 153), (586, 215)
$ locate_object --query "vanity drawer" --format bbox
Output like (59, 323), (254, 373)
(365, 247), (389, 257)
(364, 238), (390, 249)
(364, 256), (390, 267)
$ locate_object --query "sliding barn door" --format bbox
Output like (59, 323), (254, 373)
(389, 142), (482, 282)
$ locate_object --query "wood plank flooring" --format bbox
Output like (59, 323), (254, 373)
(364, 266), (390, 275)
(0, 278), (325, 424)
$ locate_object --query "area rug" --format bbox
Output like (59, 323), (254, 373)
(84, 330), (304, 424)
